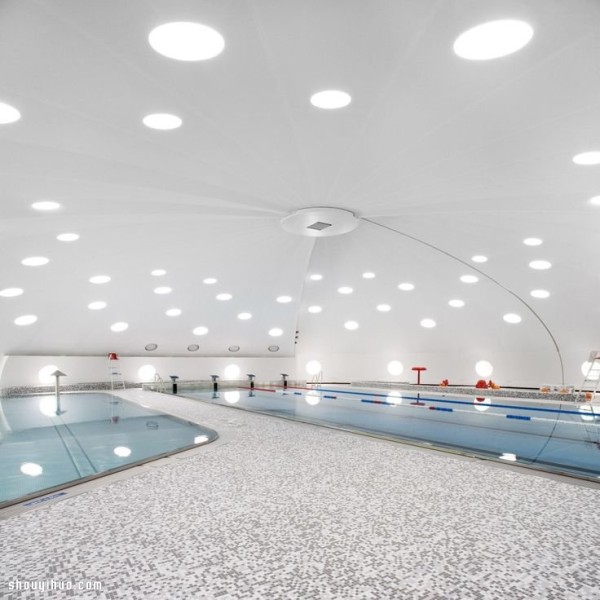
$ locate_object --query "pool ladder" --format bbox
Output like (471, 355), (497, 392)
(577, 350), (600, 402)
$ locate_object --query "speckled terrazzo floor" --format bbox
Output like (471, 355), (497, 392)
(2, 389), (600, 600)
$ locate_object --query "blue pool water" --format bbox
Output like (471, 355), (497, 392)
(178, 385), (600, 480)
(0, 392), (217, 507)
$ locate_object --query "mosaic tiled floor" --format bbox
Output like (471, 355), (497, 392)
(2, 389), (600, 599)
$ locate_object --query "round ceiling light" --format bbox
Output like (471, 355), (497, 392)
(448, 299), (465, 308)
(308, 305), (322, 314)
(110, 322), (128, 332)
(0, 101), (21, 124)
(397, 283), (415, 291)
(362, 272), (375, 279)
(268, 328), (283, 337)
(471, 255), (488, 263)
(503, 313), (522, 324)
(154, 286), (172, 294)
(530, 289), (550, 299)
(228, 345), (240, 353)
(460, 275), (478, 283)
(529, 260), (551, 270)
(216, 293), (232, 301)
(143, 113), (182, 130)
(309, 274), (323, 281)
(145, 344), (158, 352)
(151, 269), (166, 276)
(344, 320), (359, 330)
(573, 151), (600, 166)
(268, 345), (279, 352)
(57, 233), (79, 242)
(238, 312), (252, 320)
(166, 308), (182, 316)
(187, 344), (200, 352)
(589, 196), (600, 206)
(193, 326), (208, 336)
(203, 277), (217, 284)
(276, 295), (292, 303)
(89, 275), (111, 284)
(32, 201), (61, 211)
(88, 301), (107, 310)
(21, 256), (49, 266)
(0, 287), (23, 297)
(420, 318), (436, 328)
(14, 314), (37, 326)
(523, 237), (543, 246)
(310, 90), (352, 109)
(453, 20), (533, 60)
(338, 286), (353, 295)
(148, 22), (225, 61)
(376, 304), (391, 312)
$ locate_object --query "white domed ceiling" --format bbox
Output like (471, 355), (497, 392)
(0, 0), (599, 384)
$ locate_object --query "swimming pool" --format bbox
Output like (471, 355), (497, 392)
(0, 392), (217, 507)
(177, 385), (600, 481)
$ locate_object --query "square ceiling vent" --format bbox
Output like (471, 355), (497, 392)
(307, 221), (332, 231)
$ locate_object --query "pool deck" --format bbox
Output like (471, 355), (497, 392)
(1, 388), (600, 599)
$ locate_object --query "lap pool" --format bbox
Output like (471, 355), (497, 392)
(176, 385), (600, 481)
(0, 392), (217, 507)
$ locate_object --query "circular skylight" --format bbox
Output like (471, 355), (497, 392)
(216, 293), (232, 301)
(269, 328), (283, 337)
(166, 308), (182, 316)
(187, 344), (200, 352)
(151, 269), (166, 276)
(573, 151), (600, 166)
(523, 237), (543, 246)
(276, 295), (292, 303)
(143, 113), (182, 130)
(193, 326), (209, 336)
(387, 360), (403, 376)
(453, 20), (533, 60)
(20, 462), (43, 477)
(89, 275), (111, 284)
(420, 318), (436, 328)
(32, 201), (61, 211)
(148, 22), (225, 61)
(448, 299), (465, 308)
(397, 283), (415, 291)
(308, 305), (322, 314)
(337, 286), (353, 294)
(310, 90), (352, 109)
(309, 274), (323, 281)
(14, 314), (37, 326)
(154, 286), (172, 294)
(503, 313), (522, 324)
(114, 446), (132, 458)
(471, 255), (488, 263)
(376, 304), (391, 312)
(475, 360), (493, 377)
(57, 233), (79, 242)
(0, 287), (23, 297)
(589, 196), (600, 206)
(88, 301), (107, 310)
(0, 102), (21, 124)
(238, 312), (252, 320)
(530, 289), (550, 299)
(110, 322), (128, 332)
(460, 275), (478, 283)
(344, 320), (359, 330)
(529, 260), (551, 270)
(203, 277), (217, 284)
(362, 272), (375, 279)
(21, 256), (49, 266)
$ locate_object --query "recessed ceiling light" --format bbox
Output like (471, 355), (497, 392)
(344, 321), (359, 330)
(589, 196), (600, 206)
(453, 20), (533, 60)
(32, 201), (61, 211)
(471, 255), (488, 263)
(268, 345), (279, 352)
(529, 260), (551, 270)
(187, 344), (200, 352)
(308, 305), (322, 314)
(143, 113), (182, 130)
(88, 301), (107, 310)
(110, 322), (128, 332)
(151, 269), (166, 276)
(362, 272), (375, 279)
(448, 299), (465, 308)
(203, 277), (217, 284)
(503, 313), (522, 324)
(310, 90), (352, 109)
(166, 308), (182, 316)
(460, 275), (478, 283)
(376, 304), (391, 312)
(193, 326), (209, 336)
(309, 274), (323, 281)
(14, 314), (37, 326)
(523, 237), (543, 246)
(238, 312), (252, 320)
(154, 286), (172, 294)
(57, 233), (79, 242)
(268, 328), (283, 337)
(0, 101), (21, 124)
(530, 289), (550, 299)
(0, 287), (23, 297)
(573, 151), (600, 165)
(21, 256), (49, 266)
(420, 318), (436, 328)
(148, 22), (225, 61)
(276, 295), (292, 303)
(216, 293), (232, 301)
(337, 286), (353, 294)
(89, 275), (111, 284)
(397, 283), (415, 291)
(144, 344), (158, 352)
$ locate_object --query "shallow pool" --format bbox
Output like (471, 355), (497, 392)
(0, 392), (217, 507)
(178, 385), (600, 481)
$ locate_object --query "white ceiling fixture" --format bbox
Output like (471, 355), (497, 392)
(503, 313), (522, 324)
(268, 328), (283, 337)
(573, 151), (600, 165)
(151, 269), (166, 276)
(589, 196), (600, 206)
(448, 299), (465, 308)
(420, 318), (436, 328)
(110, 322), (128, 332)
(0, 287), (24, 297)
(276, 295), (292, 303)
(471, 255), (487, 263)
(310, 90), (352, 109)
(148, 22), (225, 61)
(530, 289), (550, 299)
(14, 314), (37, 326)
(397, 282), (415, 291)
(193, 326), (209, 336)
(308, 305), (322, 314)
(460, 275), (478, 283)
(344, 320), (359, 330)
(21, 256), (49, 266)
(216, 293), (232, 301)
(88, 301), (107, 310)
(166, 308), (182, 316)
(143, 113), (182, 130)
(32, 201), (61, 211)
(309, 274), (323, 281)
(237, 312), (252, 320)
(338, 286), (353, 295)
(529, 260), (551, 270)
(362, 272), (375, 279)
(57, 233), (79, 242)
(89, 275), (111, 284)
(281, 207), (359, 237)
(376, 304), (391, 312)
(453, 20), (534, 60)
(154, 286), (172, 294)
(203, 278), (217, 285)
(523, 237), (543, 246)
(0, 101), (21, 124)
